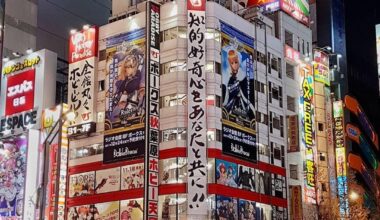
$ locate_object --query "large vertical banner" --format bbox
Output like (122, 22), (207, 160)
(221, 21), (256, 162)
(144, 2), (160, 220)
(187, 0), (207, 216)
(68, 27), (98, 136)
(299, 63), (316, 204)
(333, 101), (349, 217)
(289, 185), (303, 220)
(376, 24), (380, 94)
(0, 137), (27, 218)
(104, 28), (146, 163)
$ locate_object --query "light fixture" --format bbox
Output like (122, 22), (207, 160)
(3, 57), (9, 62)
(337, 54), (342, 59)
(304, 57), (310, 62)
(349, 191), (359, 201)
(26, 48), (33, 54)
(325, 46), (332, 51)
(12, 52), (22, 57)
(70, 29), (77, 35)
(83, 24), (90, 30)
(64, 111), (76, 122)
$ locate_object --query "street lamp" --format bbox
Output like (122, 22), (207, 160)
(38, 108), (74, 220)
(349, 191), (359, 201)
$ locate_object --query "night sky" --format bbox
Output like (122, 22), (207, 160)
(345, 0), (380, 136)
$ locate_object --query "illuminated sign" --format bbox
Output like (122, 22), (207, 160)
(0, 109), (37, 133)
(299, 62), (316, 204)
(2, 55), (41, 76)
(284, 45), (300, 63)
(344, 95), (379, 150)
(313, 49), (330, 86)
(5, 69), (35, 115)
(333, 100), (349, 217)
(68, 27), (98, 128)
(67, 122), (96, 137)
(187, 0), (207, 216)
(69, 27), (98, 63)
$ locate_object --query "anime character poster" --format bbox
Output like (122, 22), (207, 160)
(238, 199), (256, 220)
(220, 21), (257, 163)
(216, 195), (238, 220)
(255, 170), (271, 195)
(104, 28), (146, 163)
(120, 199), (143, 220)
(94, 202), (120, 220)
(216, 159), (238, 188)
(67, 205), (90, 220)
(121, 163), (144, 190)
(0, 137), (27, 218)
(237, 165), (255, 192)
(95, 167), (121, 194)
(68, 171), (95, 197)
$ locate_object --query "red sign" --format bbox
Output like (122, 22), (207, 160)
(187, 0), (205, 11)
(288, 115), (299, 152)
(6, 69), (35, 116)
(68, 27), (98, 63)
(284, 45), (300, 63)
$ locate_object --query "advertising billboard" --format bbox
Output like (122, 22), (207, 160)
(313, 49), (330, 86)
(216, 159), (238, 188)
(121, 163), (144, 190)
(187, 0), (208, 215)
(95, 167), (121, 194)
(246, 0), (309, 25)
(238, 199), (256, 220)
(68, 27), (98, 136)
(221, 21), (256, 163)
(144, 2), (161, 220)
(120, 199), (143, 219)
(0, 50), (57, 135)
(69, 171), (95, 198)
(333, 100), (349, 217)
(299, 62), (316, 204)
(0, 136), (27, 218)
(216, 196), (238, 219)
(103, 28), (146, 163)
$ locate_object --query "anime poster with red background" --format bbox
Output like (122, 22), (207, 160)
(5, 69), (35, 116)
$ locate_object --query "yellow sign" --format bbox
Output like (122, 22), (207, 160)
(3, 56), (41, 76)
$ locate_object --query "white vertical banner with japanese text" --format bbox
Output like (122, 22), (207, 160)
(187, 0), (208, 216)
(68, 27), (98, 129)
(144, 2), (160, 220)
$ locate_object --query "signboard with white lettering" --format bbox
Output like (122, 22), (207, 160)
(0, 49), (57, 135)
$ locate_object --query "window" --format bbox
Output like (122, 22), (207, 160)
(255, 80), (266, 94)
(98, 80), (105, 92)
(318, 123), (324, 131)
(161, 128), (187, 142)
(161, 60), (186, 75)
(307, 42), (310, 56)
(205, 28), (221, 42)
(161, 26), (187, 41)
(285, 30), (293, 47)
(159, 158), (187, 184)
(320, 153), (326, 161)
(271, 55), (279, 71)
(287, 96), (295, 112)
(289, 164), (298, 179)
(322, 183), (327, 192)
(205, 61), (221, 74)
(206, 95), (221, 107)
(269, 82), (283, 107)
(259, 143), (270, 157)
(278, 58), (282, 79)
(286, 62), (295, 79)
(256, 111), (268, 125)
(297, 37), (300, 52)
(270, 112), (284, 137)
(302, 39), (305, 55)
(207, 129), (222, 142)
(70, 143), (103, 160)
(256, 51), (267, 65)
(160, 94), (187, 107)
(270, 142), (285, 167)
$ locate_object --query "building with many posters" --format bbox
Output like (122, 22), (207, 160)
(64, 0), (314, 219)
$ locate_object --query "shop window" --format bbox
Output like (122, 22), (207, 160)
(160, 94), (187, 108)
(289, 164), (298, 180)
(161, 128), (187, 142)
(161, 60), (187, 75)
(161, 26), (187, 42)
(69, 143), (103, 160)
(159, 158), (187, 184)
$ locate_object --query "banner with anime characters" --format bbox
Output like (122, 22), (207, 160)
(238, 199), (256, 220)
(120, 199), (143, 220)
(221, 21), (257, 162)
(121, 163), (144, 190)
(0, 136), (27, 218)
(237, 165), (255, 192)
(104, 28), (146, 163)
(216, 195), (238, 220)
(68, 171), (95, 198)
(216, 159), (238, 188)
